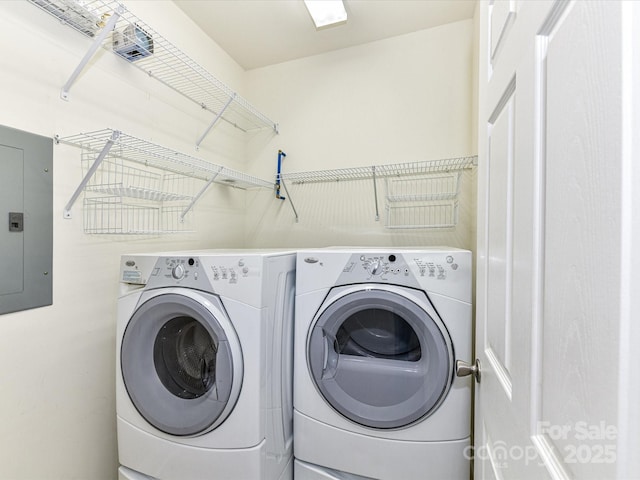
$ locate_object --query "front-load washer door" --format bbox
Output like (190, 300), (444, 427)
(121, 289), (243, 437)
(307, 287), (453, 429)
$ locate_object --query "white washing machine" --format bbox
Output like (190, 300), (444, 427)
(116, 250), (296, 480)
(293, 248), (473, 479)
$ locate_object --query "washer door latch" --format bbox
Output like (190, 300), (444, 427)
(456, 359), (481, 383)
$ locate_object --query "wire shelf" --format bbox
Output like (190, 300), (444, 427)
(81, 154), (198, 201)
(275, 155), (474, 228)
(385, 172), (461, 202)
(28, 0), (277, 133)
(83, 197), (194, 235)
(281, 156), (477, 184)
(385, 201), (459, 229)
(59, 128), (274, 189)
(59, 128), (273, 234)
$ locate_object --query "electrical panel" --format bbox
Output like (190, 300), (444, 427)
(0, 125), (53, 315)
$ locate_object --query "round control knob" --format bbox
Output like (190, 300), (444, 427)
(369, 260), (382, 275)
(172, 264), (185, 280)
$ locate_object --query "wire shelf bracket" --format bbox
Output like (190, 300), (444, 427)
(372, 165), (380, 221)
(278, 176), (298, 223)
(196, 94), (235, 149)
(179, 169), (221, 222)
(60, 5), (124, 101)
(28, 0), (278, 143)
(62, 129), (120, 218)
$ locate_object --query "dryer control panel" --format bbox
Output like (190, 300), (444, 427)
(343, 253), (464, 279)
(330, 250), (471, 299)
(356, 254), (408, 277)
(339, 253), (420, 288)
(354, 253), (458, 280)
(297, 249), (471, 300)
(413, 254), (461, 280)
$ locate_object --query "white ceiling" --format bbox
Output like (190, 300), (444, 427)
(173, 0), (478, 70)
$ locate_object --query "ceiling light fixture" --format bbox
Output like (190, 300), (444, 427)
(303, 0), (348, 29)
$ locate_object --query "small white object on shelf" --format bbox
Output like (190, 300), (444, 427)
(112, 23), (154, 62)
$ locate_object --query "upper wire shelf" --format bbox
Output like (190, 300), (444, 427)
(28, 0), (278, 136)
(280, 156), (478, 184)
(57, 128), (274, 189)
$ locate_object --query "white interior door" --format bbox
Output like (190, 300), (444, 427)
(475, 1), (639, 478)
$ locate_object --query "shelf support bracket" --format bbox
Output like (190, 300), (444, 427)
(278, 176), (299, 223)
(179, 170), (221, 221)
(60, 8), (123, 101)
(196, 93), (236, 148)
(63, 130), (120, 219)
(372, 166), (380, 221)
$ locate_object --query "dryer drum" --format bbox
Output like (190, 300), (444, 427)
(335, 309), (422, 361)
(308, 288), (453, 429)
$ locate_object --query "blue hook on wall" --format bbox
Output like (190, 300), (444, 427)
(276, 149), (286, 200)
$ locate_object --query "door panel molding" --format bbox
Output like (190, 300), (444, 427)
(538, 3), (621, 479)
(488, 76), (517, 124)
(490, 0), (517, 63)
(485, 347), (512, 400)
(486, 81), (515, 380)
(529, 2), (575, 476)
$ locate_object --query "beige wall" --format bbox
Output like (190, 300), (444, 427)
(0, 2), (477, 479)
(244, 19), (477, 249)
(0, 2), (252, 478)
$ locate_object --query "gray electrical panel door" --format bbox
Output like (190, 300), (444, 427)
(0, 125), (53, 315)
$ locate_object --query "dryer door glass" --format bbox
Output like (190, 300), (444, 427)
(121, 293), (238, 436)
(308, 289), (453, 429)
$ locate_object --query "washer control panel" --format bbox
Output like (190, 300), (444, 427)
(209, 258), (251, 284)
(159, 257), (202, 285)
(153, 257), (253, 287)
(123, 256), (254, 291)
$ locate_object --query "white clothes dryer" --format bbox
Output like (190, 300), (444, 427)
(116, 250), (296, 480)
(293, 248), (473, 480)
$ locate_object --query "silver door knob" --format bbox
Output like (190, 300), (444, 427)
(456, 359), (481, 383)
